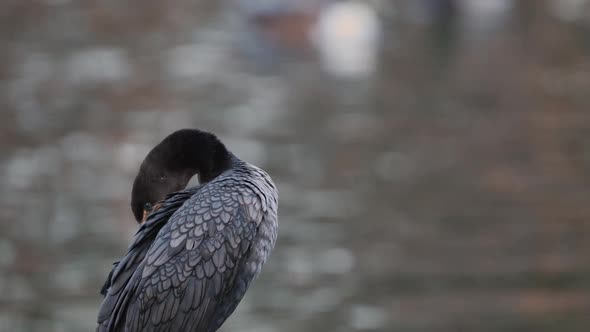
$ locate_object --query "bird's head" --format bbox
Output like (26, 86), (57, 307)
(130, 129), (231, 223)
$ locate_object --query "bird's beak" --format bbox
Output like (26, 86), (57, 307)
(141, 209), (149, 224)
(141, 202), (161, 224)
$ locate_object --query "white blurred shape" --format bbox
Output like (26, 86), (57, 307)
(21, 52), (54, 82)
(222, 137), (266, 165)
(5, 154), (40, 190)
(313, 1), (381, 79)
(2, 277), (35, 302)
(66, 48), (129, 83)
(239, 327), (278, 332)
(53, 262), (87, 293)
(116, 142), (152, 173)
(285, 249), (314, 284)
(317, 248), (355, 275)
(45, 0), (70, 5)
(458, 0), (513, 31)
(350, 304), (388, 330)
(235, 0), (318, 16)
(60, 132), (105, 163)
(549, 0), (590, 22)
(54, 305), (100, 332)
(304, 190), (360, 218)
(4, 147), (60, 190)
(458, 0), (513, 18)
(295, 287), (343, 315)
(51, 198), (79, 243)
(166, 44), (226, 79)
(329, 112), (379, 142)
(225, 76), (286, 136)
(0, 240), (15, 267)
(375, 151), (415, 182)
(11, 53), (53, 132)
(158, 110), (195, 136)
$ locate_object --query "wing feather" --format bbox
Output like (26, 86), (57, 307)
(97, 174), (274, 332)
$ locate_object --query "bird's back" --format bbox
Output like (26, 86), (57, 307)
(97, 160), (278, 332)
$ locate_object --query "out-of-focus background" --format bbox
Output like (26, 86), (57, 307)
(1, 0), (590, 331)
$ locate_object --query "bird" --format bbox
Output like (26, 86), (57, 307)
(97, 129), (279, 332)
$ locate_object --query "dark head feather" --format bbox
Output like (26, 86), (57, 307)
(130, 129), (231, 222)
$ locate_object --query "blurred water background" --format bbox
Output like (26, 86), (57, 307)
(1, 0), (590, 331)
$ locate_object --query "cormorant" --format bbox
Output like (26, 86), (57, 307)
(97, 129), (278, 332)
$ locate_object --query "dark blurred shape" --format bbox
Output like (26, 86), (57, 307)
(231, 0), (321, 70)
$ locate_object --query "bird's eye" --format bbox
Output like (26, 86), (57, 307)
(144, 202), (153, 211)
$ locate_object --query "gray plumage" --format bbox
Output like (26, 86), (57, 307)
(97, 156), (278, 332)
